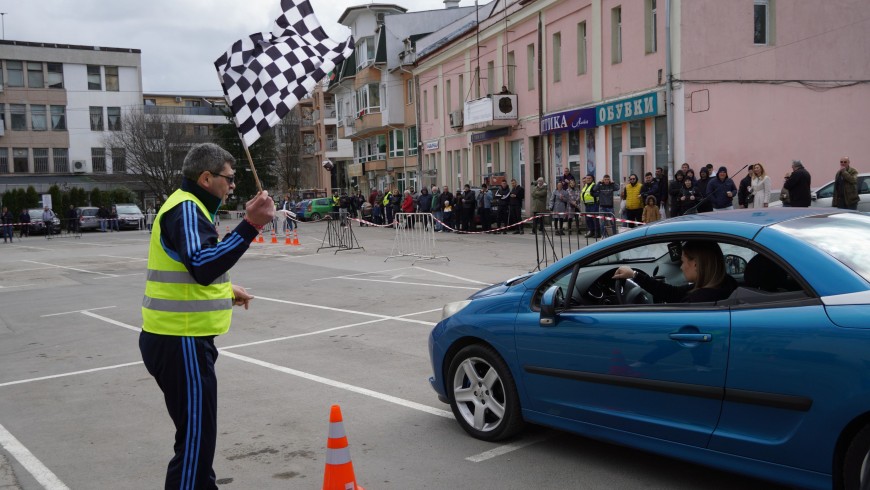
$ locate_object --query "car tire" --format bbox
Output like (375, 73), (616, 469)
(447, 344), (524, 442)
(310, 213), (321, 221)
(842, 424), (870, 490)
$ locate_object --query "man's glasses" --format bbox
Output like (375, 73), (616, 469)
(212, 172), (235, 185)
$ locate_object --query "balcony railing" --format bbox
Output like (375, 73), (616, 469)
(325, 139), (337, 151)
(302, 144), (317, 155)
(143, 105), (227, 117)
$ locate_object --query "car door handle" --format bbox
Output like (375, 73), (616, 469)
(668, 333), (712, 342)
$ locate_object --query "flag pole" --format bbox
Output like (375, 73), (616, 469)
(240, 136), (263, 193)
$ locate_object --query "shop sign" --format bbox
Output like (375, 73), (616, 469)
(471, 127), (511, 143)
(596, 93), (659, 126)
(425, 140), (439, 151)
(540, 107), (596, 134)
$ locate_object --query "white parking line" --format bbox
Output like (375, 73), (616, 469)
(340, 277), (481, 290)
(0, 423), (70, 489)
(81, 310), (141, 332)
(99, 255), (147, 261)
(414, 266), (493, 286)
(60, 241), (115, 247)
(465, 435), (549, 463)
(22, 260), (117, 277)
(41, 306), (116, 318)
(221, 351), (453, 418)
(0, 284), (36, 290)
(7, 244), (53, 251)
(256, 296), (436, 325)
(94, 273), (144, 280)
(311, 266), (412, 282)
(0, 361), (143, 388)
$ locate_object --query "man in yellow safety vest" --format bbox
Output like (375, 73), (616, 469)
(139, 143), (274, 489)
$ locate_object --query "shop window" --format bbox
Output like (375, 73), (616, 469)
(630, 120), (646, 149)
(611, 124), (623, 183)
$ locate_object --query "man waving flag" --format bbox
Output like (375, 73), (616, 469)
(215, 0), (354, 148)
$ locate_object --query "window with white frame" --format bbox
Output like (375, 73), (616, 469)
(577, 22), (587, 75)
(87, 65), (101, 90)
(646, 0), (658, 54)
(356, 36), (376, 69)
(446, 79), (452, 114)
(28, 62), (44, 88)
(7, 61), (24, 87)
(47, 63), (63, 89)
(407, 79), (414, 104)
(105, 66), (119, 91)
(107, 107), (122, 131)
(92, 147), (106, 173)
(754, 0), (772, 45)
(612, 7), (622, 64)
(458, 74), (465, 107)
(474, 67), (481, 98)
(373, 135), (386, 160)
(408, 126), (418, 156)
(30, 105), (47, 131)
(527, 44), (535, 90)
(90, 106), (104, 131)
(423, 90), (428, 121)
(389, 129), (404, 157)
(552, 32), (562, 83)
(51, 105), (66, 131)
(356, 83), (381, 116)
(487, 61), (495, 95)
(53, 149), (69, 173)
(33, 148), (49, 173)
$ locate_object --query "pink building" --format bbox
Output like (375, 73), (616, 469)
(412, 0), (870, 213)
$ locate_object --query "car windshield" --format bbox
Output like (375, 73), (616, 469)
(773, 212), (870, 283)
(115, 205), (141, 214)
(81, 209), (98, 216)
(590, 242), (669, 266)
(29, 210), (45, 218)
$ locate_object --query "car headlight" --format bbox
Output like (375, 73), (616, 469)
(442, 300), (471, 321)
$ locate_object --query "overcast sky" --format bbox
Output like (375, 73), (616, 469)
(3, 0), (471, 95)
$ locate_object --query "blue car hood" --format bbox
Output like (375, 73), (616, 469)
(469, 272), (534, 299)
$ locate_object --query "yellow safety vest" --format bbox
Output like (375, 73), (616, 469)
(142, 189), (233, 337)
(624, 183), (643, 210)
(581, 183), (596, 204)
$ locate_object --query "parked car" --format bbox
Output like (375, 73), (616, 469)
(114, 204), (145, 230)
(428, 208), (870, 490)
(75, 207), (100, 231)
(769, 172), (870, 210)
(305, 198), (334, 221)
(294, 199), (310, 221)
(26, 209), (61, 235)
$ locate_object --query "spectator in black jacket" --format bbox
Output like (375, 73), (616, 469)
(669, 171), (686, 217)
(706, 166), (737, 211)
(655, 167), (669, 216)
(694, 167), (713, 213)
(737, 173), (753, 209)
(494, 181), (510, 234)
(417, 187), (431, 230)
(460, 185), (476, 231)
(508, 179), (525, 234)
(783, 160), (812, 207)
(439, 186), (454, 232)
(18, 209), (31, 238)
(1, 207), (14, 243)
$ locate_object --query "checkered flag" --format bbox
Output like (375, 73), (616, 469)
(215, 0), (354, 147)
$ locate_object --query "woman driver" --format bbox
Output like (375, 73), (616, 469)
(612, 240), (737, 303)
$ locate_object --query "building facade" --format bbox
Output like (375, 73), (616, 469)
(0, 40), (143, 189)
(412, 0), (870, 215)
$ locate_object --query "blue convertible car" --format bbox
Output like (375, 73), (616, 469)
(428, 208), (870, 490)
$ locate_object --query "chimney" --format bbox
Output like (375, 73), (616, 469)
(444, 0), (460, 8)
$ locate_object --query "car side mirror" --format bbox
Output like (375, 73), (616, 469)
(724, 254), (747, 276)
(540, 285), (564, 327)
(811, 192), (817, 201)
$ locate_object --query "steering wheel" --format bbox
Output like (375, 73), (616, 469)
(614, 277), (627, 305)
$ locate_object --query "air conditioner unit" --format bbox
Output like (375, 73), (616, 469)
(72, 160), (88, 173)
(175, 97), (183, 103)
(492, 94), (518, 119)
(449, 110), (463, 129)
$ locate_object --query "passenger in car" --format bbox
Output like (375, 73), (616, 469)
(613, 240), (738, 303)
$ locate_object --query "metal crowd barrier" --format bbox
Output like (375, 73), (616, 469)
(317, 212), (364, 254)
(386, 213), (449, 263)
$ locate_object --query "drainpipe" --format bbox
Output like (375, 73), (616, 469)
(665, 0), (675, 178)
(537, 12), (545, 183)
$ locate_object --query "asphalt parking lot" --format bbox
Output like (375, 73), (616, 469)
(0, 220), (786, 489)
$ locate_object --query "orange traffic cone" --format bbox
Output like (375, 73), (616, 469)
(285, 229), (292, 245)
(270, 229), (278, 244)
(257, 231), (264, 243)
(322, 405), (364, 490)
(291, 229), (300, 246)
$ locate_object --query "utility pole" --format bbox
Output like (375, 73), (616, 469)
(1, 13), (6, 40)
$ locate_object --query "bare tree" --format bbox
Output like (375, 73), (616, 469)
(274, 109), (304, 194)
(104, 109), (209, 200)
